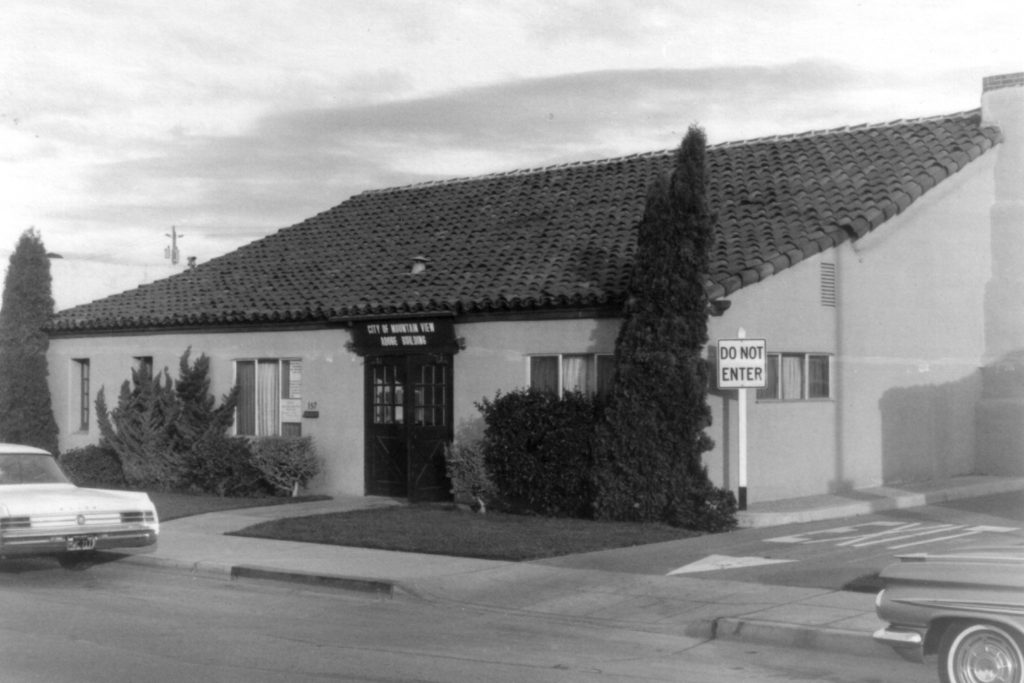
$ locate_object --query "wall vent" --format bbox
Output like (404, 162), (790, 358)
(820, 262), (837, 307)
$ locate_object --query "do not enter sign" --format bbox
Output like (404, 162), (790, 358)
(717, 338), (767, 389)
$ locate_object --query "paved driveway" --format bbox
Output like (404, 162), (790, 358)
(539, 491), (1024, 591)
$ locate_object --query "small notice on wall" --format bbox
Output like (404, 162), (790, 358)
(280, 398), (303, 423)
(288, 361), (303, 399)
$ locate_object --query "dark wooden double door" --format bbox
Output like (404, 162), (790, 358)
(364, 354), (453, 501)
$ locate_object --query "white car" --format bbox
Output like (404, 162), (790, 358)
(0, 443), (158, 568)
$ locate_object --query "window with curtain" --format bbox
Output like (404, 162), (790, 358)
(757, 353), (832, 401)
(529, 354), (613, 398)
(235, 358), (302, 436)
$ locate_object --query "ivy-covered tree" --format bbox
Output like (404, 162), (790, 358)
(0, 229), (60, 454)
(592, 125), (735, 530)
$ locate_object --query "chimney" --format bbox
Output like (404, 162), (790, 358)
(982, 73), (1024, 362)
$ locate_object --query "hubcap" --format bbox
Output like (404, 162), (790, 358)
(953, 630), (1022, 683)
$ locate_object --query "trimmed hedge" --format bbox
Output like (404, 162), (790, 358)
(181, 434), (271, 497)
(59, 444), (126, 488)
(249, 436), (321, 496)
(477, 389), (602, 518)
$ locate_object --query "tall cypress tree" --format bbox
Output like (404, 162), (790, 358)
(0, 229), (60, 454)
(593, 125), (731, 528)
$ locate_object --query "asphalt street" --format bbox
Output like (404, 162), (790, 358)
(540, 490), (1024, 591)
(0, 558), (933, 683)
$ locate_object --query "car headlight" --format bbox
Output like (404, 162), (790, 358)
(875, 589), (886, 610)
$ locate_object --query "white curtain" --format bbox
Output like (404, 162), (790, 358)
(561, 355), (590, 394)
(257, 360), (280, 436)
(781, 355), (804, 400)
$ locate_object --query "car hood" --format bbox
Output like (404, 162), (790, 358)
(0, 484), (156, 516)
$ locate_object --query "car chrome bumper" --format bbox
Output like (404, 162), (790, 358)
(1, 527), (157, 557)
(873, 626), (925, 661)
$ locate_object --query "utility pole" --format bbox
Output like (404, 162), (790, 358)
(165, 226), (184, 265)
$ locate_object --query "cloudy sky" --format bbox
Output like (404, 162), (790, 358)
(1, 1), (1022, 308)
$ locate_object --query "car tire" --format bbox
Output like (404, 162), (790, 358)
(939, 622), (1024, 683)
(57, 552), (98, 571)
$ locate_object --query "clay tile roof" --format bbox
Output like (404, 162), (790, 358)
(48, 109), (1001, 333)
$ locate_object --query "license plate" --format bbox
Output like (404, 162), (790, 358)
(66, 536), (97, 551)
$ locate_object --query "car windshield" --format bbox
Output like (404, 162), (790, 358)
(0, 453), (71, 485)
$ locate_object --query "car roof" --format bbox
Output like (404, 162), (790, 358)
(0, 443), (53, 455)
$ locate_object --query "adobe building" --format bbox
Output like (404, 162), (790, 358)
(46, 73), (1024, 504)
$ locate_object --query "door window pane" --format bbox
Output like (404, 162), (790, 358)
(372, 364), (404, 425)
(414, 364), (447, 426)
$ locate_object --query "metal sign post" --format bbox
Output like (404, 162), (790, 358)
(717, 329), (766, 510)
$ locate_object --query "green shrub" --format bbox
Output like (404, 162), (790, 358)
(444, 440), (496, 512)
(477, 389), (601, 518)
(663, 474), (738, 532)
(95, 367), (183, 490)
(95, 348), (238, 492)
(58, 444), (126, 488)
(249, 436), (321, 496)
(181, 435), (271, 497)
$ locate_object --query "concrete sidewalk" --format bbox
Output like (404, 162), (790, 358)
(116, 474), (1024, 659)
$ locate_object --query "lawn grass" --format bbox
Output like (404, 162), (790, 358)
(147, 491), (330, 522)
(229, 504), (700, 561)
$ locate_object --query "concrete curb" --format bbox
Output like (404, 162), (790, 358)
(111, 552), (419, 600)
(230, 564), (406, 598)
(709, 617), (907, 660)
(101, 552), (234, 581)
(738, 477), (1024, 527)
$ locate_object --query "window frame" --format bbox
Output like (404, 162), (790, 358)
(233, 357), (303, 437)
(527, 353), (614, 398)
(757, 352), (833, 402)
(72, 358), (90, 432)
(133, 355), (154, 379)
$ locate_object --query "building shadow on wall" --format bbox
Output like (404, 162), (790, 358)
(878, 370), (983, 484)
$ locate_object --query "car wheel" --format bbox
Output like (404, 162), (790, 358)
(939, 622), (1024, 683)
(57, 552), (98, 571)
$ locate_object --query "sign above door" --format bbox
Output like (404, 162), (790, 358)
(349, 318), (459, 355)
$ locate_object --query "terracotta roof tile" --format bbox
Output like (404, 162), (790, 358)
(49, 109), (1001, 333)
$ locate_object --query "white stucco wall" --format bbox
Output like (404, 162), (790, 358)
(47, 328), (367, 495)
(451, 317), (620, 442)
(836, 153), (994, 488)
(704, 250), (839, 502)
(702, 153), (995, 502)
